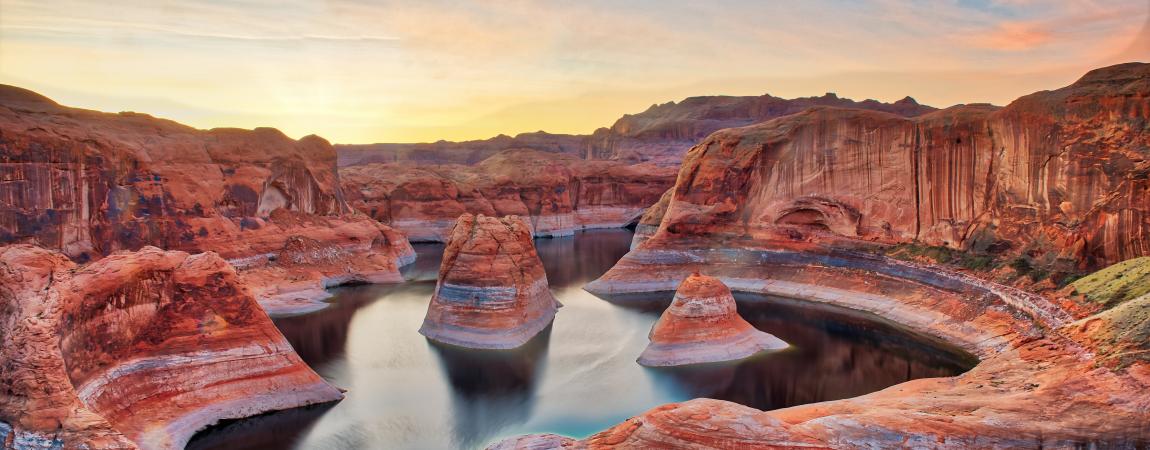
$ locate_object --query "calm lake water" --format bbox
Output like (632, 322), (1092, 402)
(188, 229), (974, 450)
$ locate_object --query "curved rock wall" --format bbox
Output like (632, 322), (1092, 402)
(0, 85), (414, 312)
(492, 63), (1150, 449)
(648, 63), (1150, 269)
(0, 245), (341, 449)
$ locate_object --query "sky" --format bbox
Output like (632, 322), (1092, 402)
(1, 0), (1147, 144)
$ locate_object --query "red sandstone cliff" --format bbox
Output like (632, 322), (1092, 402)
(0, 245), (342, 449)
(0, 85), (414, 314)
(635, 63), (1150, 272)
(341, 149), (676, 241)
(490, 62), (1150, 449)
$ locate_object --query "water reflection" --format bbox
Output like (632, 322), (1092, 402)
(535, 231), (633, 286)
(429, 327), (552, 449)
(646, 296), (975, 410)
(186, 403), (336, 450)
(188, 229), (975, 450)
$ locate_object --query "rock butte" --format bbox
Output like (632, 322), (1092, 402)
(492, 63), (1150, 448)
(0, 85), (415, 315)
(340, 149), (675, 242)
(419, 213), (561, 349)
(0, 245), (342, 449)
(639, 273), (787, 367)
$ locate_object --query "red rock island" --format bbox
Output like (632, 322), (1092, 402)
(0, 244), (342, 449)
(639, 273), (787, 366)
(419, 214), (560, 349)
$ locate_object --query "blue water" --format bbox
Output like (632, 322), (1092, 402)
(188, 229), (972, 450)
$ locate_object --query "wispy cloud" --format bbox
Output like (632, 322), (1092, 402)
(1, 0), (1146, 143)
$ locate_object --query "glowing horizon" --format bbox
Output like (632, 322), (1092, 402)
(1, 0), (1147, 144)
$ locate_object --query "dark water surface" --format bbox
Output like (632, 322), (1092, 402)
(188, 229), (974, 450)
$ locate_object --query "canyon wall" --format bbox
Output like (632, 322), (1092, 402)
(341, 148), (676, 241)
(337, 93), (936, 167)
(639, 63), (1150, 271)
(497, 63), (1150, 450)
(0, 245), (342, 449)
(335, 92), (935, 243)
(0, 85), (414, 312)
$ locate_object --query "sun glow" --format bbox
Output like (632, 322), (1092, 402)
(1, 0), (1147, 144)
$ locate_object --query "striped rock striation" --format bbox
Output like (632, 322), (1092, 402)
(340, 148), (675, 242)
(419, 214), (560, 349)
(495, 63), (1150, 448)
(630, 62), (1150, 271)
(0, 244), (342, 450)
(639, 273), (787, 367)
(0, 85), (414, 315)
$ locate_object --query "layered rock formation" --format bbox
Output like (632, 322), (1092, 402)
(0, 244), (342, 449)
(341, 149), (675, 241)
(495, 63), (1150, 448)
(336, 92), (935, 245)
(419, 214), (560, 349)
(337, 92), (936, 167)
(631, 63), (1150, 270)
(0, 85), (414, 314)
(639, 273), (787, 366)
(502, 238), (1150, 447)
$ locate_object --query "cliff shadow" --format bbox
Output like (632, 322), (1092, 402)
(645, 295), (976, 411)
(185, 402), (336, 450)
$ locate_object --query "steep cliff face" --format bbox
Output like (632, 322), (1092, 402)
(341, 149), (676, 241)
(419, 214), (559, 349)
(0, 245), (342, 449)
(500, 63), (1150, 449)
(0, 85), (414, 312)
(645, 63), (1150, 270)
(337, 93), (936, 168)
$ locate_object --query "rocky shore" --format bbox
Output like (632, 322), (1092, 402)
(492, 63), (1150, 448)
(0, 245), (342, 449)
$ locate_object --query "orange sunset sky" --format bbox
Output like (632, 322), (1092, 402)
(1, 0), (1148, 144)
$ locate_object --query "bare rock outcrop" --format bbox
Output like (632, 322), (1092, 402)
(637, 63), (1150, 271)
(0, 244), (341, 449)
(638, 273), (787, 367)
(499, 63), (1150, 448)
(0, 85), (415, 314)
(341, 149), (675, 242)
(419, 214), (560, 349)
